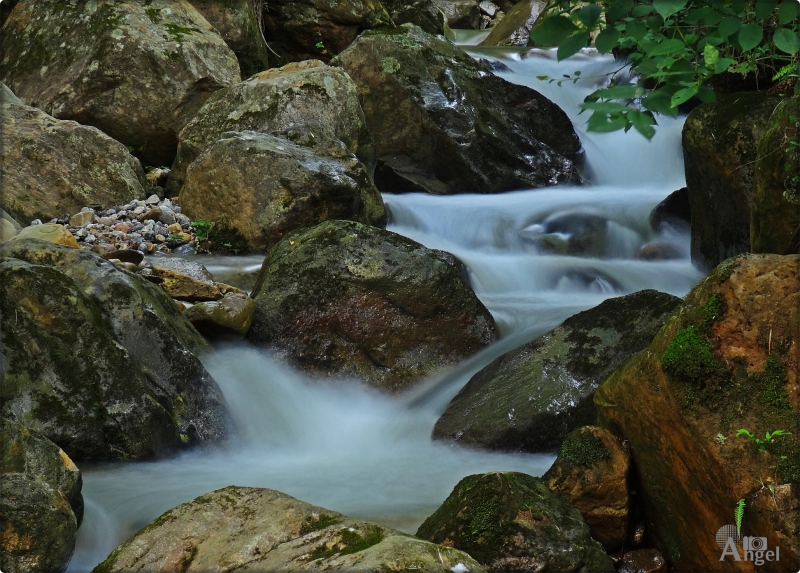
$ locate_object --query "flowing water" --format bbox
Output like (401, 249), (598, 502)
(67, 37), (703, 571)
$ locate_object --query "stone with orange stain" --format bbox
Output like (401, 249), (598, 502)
(595, 254), (799, 572)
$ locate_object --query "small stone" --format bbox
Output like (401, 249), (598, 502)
(158, 207), (176, 226)
(115, 223), (131, 233)
(97, 217), (113, 226)
(49, 218), (59, 224)
(92, 243), (118, 256)
(172, 243), (197, 256)
(84, 235), (96, 244)
(31, 219), (43, 225)
(118, 210), (128, 217)
(175, 300), (187, 311)
(138, 207), (162, 222)
(155, 234), (166, 243)
(167, 223), (182, 234)
(150, 258), (222, 301)
(479, 0), (499, 16)
(217, 282), (246, 295)
(133, 206), (146, 215)
(145, 193), (160, 205)
(103, 249), (144, 266)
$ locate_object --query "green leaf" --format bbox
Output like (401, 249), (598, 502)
(642, 89), (675, 114)
(653, 0), (689, 19)
(606, 0), (634, 22)
(594, 28), (621, 52)
(588, 84), (640, 99)
(625, 20), (649, 40)
(696, 85), (716, 102)
(717, 16), (741, 37)
(732, 0), (746, 14)
(715, 57), (736, 73)
(557, 31), (590, 60)
(581, 101), (634, 113)
(632, 4), (654, 17)
(703, 44), (720, 68)
(586, 111), (630, 132)
(647, 38), (686, 55)
(774, 28), (800, 55)
(629, 110), (657, 138)
(530, 15), (579, 46)
(778, 0), (800, 24)
(578, 3), (602, 26)
(754, 0), (778, 19)
(738, 23), (764, 51)
(671, 86), (698, 107)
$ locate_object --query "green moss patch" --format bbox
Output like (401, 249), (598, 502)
(661, 326), (722, 385)
(300, 513), (343, 534)
(306, 525), (383, 560)
(559, 430), (610, 466)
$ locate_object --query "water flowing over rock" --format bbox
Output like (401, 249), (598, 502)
(416, 471), (614, 572)
(0, 0), (240, 167)
(0, 239), (230, 461)
(247, 220), (497, 393)
(432, 290), (682, 452)
(542, 426), (630, 550)
(93, 486), (486, 573)
(179, 132), (386, 252)
(595, 254), (800, 571)
(168, 60), (375, 195)
(335, 24), (582, 194)
(0, 418), (83, 573)
(752, 96), (800, 256)
(187, 0), (270, 78)
(682, 92), (781, 270)
(0, 100), (145, 224)
(479, 0), (546, 46)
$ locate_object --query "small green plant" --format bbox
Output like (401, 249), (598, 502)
(736, 428), (792, 452)
(190, 220), (212, 242)
(734, 498), (745, 537)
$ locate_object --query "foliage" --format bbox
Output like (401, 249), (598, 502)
(530, 0), (800, 138)
(734, 498), (745, 536)
(736, 428), (792, 452)
(190, 220), (212, 242)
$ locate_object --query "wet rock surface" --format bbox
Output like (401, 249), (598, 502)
(184, 292), (256, 340)
(480, 0), (546, 46)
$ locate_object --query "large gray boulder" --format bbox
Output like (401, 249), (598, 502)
(93, 486), (486, 573)
(0, 239), (229, 461)
(168, 60), (375, 195)
(247, 220), (497, 393)
(180, 132), (386, 252)
(433, 290), (682, 451)
(335, 24), (582, 194)
(416, 472), (615, 572)
(0, 0), (240, 166)
(1, 99), (145, 224)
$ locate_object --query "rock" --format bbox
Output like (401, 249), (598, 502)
(595, 254), (800, 571)
(187, 0), (270, 78)
(0, 473), (77, 573)
(433, 290), (681, 451)
(0, 101), (145, 224)
(69, 211), (95, 228)
(0, 208), (22, 243)
(0, 0), (240, 167)
(184, 292), (256, 340)
(518, 210), (609, 257)
(93, 486), (486, 573)
(380, 0), (445, 34)
(618, 549), (666, 573)
(247, 220), (497, 393)
(150, 257), (222, 301)
(636, 241), (683, 260)
(260, 0), (391, 66)
(168, 60), (375, 195)
(752, 95), (800, 255)
(0, 239), (229, 461)
(480, 0), (546, 46)
(102, 249), (144, 266)
(649, 187), (690, 232)
(180, 132), (386, 251)
(335, 25), (581, 194)
(416, 472), (614, 573)
(542, 426), (630, 550)
(0, 80), (22, 104)
(10, 224), (80, 249)
(682, 92), (781, 270)
(432, 0), (481, 28)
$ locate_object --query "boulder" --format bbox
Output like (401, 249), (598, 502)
(595, 254), (800, 571)
(10, 224), (80, 249)
(432, 0), (481, 28)
(335, 24), (582, 194)
(0, 209), (22, 243)
(168, 60), (375, 195)
(416, 472), (614, 572)
(187, 0), (270, 78)
(260, 0), (391, 66)
(149, 257), (222, 301)
(0, 0), (240, 167)
(618, 549), (666, 573)
(432, 290), (682, 452)
(752, 96), (800, 255)
(0, 101), (145, 224)
(381, 0), (445, 34)
(180, 132), (386, 252)
(0, 80), (22, 104)
(479, 0), (546, 46)
(0, 474), (77, 573)
(184, 292), (256, 340)
(93, 486), (485, 573)
(247, 220), (497, 393)
(649, 187), (690, 232)
(682, 92), (781, 270)
(543, 426), (630, 550)
(0, 239), (230, 461)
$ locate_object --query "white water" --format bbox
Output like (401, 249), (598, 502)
(67, 39), (702, 572)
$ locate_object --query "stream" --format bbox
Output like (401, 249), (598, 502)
(67, 34), (704, 571)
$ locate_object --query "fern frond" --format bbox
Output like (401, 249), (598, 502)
(735, 498), (745, 537)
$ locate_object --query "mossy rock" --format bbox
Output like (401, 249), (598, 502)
(416, 472), (614, 572)
(481, 0), (547, 46)
(247, 220), (497, 393)
(595, 254), (800, 571)
(0, 0), (239, 166)
(335, 24), (582, 194)
(92, 486), (485, 572)
(752, 95), (800, 255)
(0, 239), (230, 461)
(433, 289), (682, 452)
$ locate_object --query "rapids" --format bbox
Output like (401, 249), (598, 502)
(67, 37), (702, 571)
